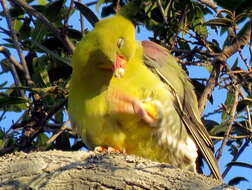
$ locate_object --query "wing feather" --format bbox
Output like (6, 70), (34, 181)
(142, 40), (222, 180)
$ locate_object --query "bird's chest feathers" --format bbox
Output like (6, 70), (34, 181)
(83, 58), (163, 149)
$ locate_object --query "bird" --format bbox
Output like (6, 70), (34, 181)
(68, 15), (222, 180)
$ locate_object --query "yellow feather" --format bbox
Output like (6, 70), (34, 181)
(68, 15), (221, 179)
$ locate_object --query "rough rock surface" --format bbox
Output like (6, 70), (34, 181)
(0, 150), (237, 190)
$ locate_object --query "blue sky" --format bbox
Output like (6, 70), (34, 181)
(0, 1), (251, 189)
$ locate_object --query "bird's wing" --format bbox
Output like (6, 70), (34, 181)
(141, 40), (222, 180)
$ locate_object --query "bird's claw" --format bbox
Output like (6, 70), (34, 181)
(133, 98), (162, 127)
(94, 146), (121, 153)
(107, 89), (162, 126)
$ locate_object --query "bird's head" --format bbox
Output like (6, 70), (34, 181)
(88, 15), (137, 78)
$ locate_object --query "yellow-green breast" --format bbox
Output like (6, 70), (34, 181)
(69, 43), (198, 170)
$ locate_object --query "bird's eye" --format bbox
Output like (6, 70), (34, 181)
(117, 37), (124, 48)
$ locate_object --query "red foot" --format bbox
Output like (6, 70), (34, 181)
(94, 146), (121, 153)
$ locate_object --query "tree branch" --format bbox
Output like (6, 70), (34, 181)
(47, 121), (71, 145)
(198, 23), (251, 114)
(156, 0), (168, 24)
(210, 135), (252, 140)
(10, 0), (75, 54)
(0, 46), (24, 71)
(216, 86), (239, 161)
(0, 0), (32, 86)
(0, 47), (25, 97)
(198, 62), (222, 114)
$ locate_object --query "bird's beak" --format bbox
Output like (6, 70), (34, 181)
(113, 55), (127, 78)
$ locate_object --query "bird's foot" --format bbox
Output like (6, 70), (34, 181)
(134, 98), (162, 127)
(94, 146), (121, 154)
(107, 89), (162, 126)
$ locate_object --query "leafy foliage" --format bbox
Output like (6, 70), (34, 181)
(0, 0), (251, 187)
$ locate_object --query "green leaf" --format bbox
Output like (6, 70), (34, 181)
(204, 120), (220, 133)
(236, 21), (251, 41)
(55, 110), (63, 123)
(13, 19), (23, 32)
(75, 2), (99, 27)
(221, 90), (235, 120)
(0, 7), (24, 18)
(32, 56), (51, 87)
(0, 95), (28, 110)
(209, 39), (221, 53)
(236, 98), (252, 112)
(178, 39), (191, 50)
(227, 161), (252, 169)
(205, 18), (233, 27)
(228, 177), (248, 186)
(190, 5), (208, 38)
(45, 0), (66, 23)
(0, 58), (11, 73)
(18, 18), (31, 40)
(36, 0), (48, 5)
(209, 122), (227, 136)
(36, 133), (50, 150)
(0, 128), (5, 139)
(217, 9), (234, 17)
(31, 21), (48, 45)
(32, 40), (71, 65)
(0, 81), (7, 88)
(204, 65), (213, 73)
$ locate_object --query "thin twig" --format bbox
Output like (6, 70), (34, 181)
(234, 121), (252, 134)
(172, 47), (218, 57)
(239, 50), (250, 69)
(79, 0), (84, 34)
(211, 135), (252, 140)
(9, 62), (25, 97)
(171, 5), (189, 49)
(47, 121), (71, 145)
(203, 107), (222, 118)
(0, 0), (32, 85)
(115, 0), (121, 12)
(178, 60), (212, 67)
(156, 0), (168, 24)
(227, 70), (251, 74)
(0, 47), (24, 71)
(45, 98), (68, 121)
(0, 48), (24, 97)
(246, 106), (252, 130)
(10, 0), (75, 54)
(216, 86), (239, 161)
(64, 0), (75, 27)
